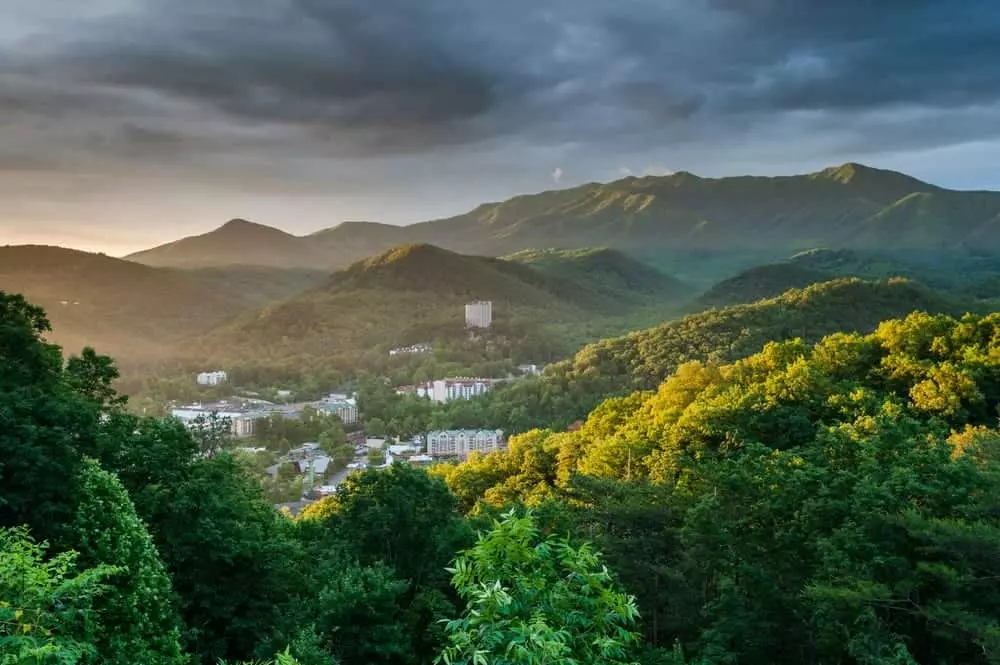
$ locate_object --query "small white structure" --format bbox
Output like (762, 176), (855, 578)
(517, 364), (544, 376)
(465, 301), (493, 329)
(196, 370), (228, 387)
(426, 429), (505, 458)
(389, 343), (432, 357)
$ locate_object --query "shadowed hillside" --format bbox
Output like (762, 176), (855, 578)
(0, 246), (246, 360)
(694, 263), (831, 309)
(505, 247), (689, 304)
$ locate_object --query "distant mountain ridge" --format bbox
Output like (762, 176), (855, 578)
(125, 163), (1000, 270)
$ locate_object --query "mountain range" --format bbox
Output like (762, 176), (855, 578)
(0, 242), (688, 366)
(125, 163), (1000, 271)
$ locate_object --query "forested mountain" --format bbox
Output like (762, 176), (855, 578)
(505, 247), (689, 305)
(178, 266), (329, 309)
(430, 278), (971, 433)
(0, 245), (336, 363)
(127, 219), (313, 268)
(697, 247), (1000, 308)
(0, 245), (245, 360)
(694, 263), (831, 308)
(188, 244), (692, 370)
(126, 163), (1000, 271)
(434, 309), (1000, 664)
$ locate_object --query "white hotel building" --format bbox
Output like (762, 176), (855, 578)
(464, 301), (493, 329)
(426, 429), (506, 458)
(396, 378), (496, 404)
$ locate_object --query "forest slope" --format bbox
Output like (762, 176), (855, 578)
(440, 278), (973, 432)
(0, 245), (245, 361)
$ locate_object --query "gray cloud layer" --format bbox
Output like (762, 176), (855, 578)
(2, 0), (1000, 250)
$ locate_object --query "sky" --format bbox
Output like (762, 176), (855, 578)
(2, 0), (1000, 255)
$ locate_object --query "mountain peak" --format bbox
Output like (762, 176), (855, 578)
(361, 243), (456, 269)
(813, 162), (937, 196)
(809, 162), (939, 204)
(215, 218), (291, 237)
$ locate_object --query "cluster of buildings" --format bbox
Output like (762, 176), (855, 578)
(388, 343), (432, 357)
(395, 377), (500, 403)
(170, 393), (359, 438)
(196, 370), (228, 386)
(171, 401), (264, 438)
(465, 301), (493, 329)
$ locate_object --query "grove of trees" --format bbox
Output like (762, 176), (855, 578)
(7, 289), (1000, 664)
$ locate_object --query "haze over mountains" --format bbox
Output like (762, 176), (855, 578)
(126, 163), (1000, 270)
(5, 161), (1000, 369)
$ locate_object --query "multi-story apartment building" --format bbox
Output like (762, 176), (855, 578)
(314, 394), (360, 425)
(464, 301), (493, 329)
(426, 429), (505, 458)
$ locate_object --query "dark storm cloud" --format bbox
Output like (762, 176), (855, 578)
(2, 0), (1000, 185)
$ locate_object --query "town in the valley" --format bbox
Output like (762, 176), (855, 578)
(168, 300), (542, 512)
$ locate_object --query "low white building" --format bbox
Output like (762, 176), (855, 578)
(365, 437), (387, 450)
(388, 443), (423, 456)
(196, 370), (228, 386)
(426, 429), (505, 458)
(389, 343), (432, 357)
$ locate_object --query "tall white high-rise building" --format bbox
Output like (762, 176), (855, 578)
(465, 301), (493, 328)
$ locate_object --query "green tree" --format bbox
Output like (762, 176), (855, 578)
(437, 510), (641, 665)
(70, 459), (186, 665)
(0, 293), (102, 540)
(0, 527), (113, 665)
(302, 465), (472, 664)
(130, 452), (306, 664)
(365, 417), (387, 438)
